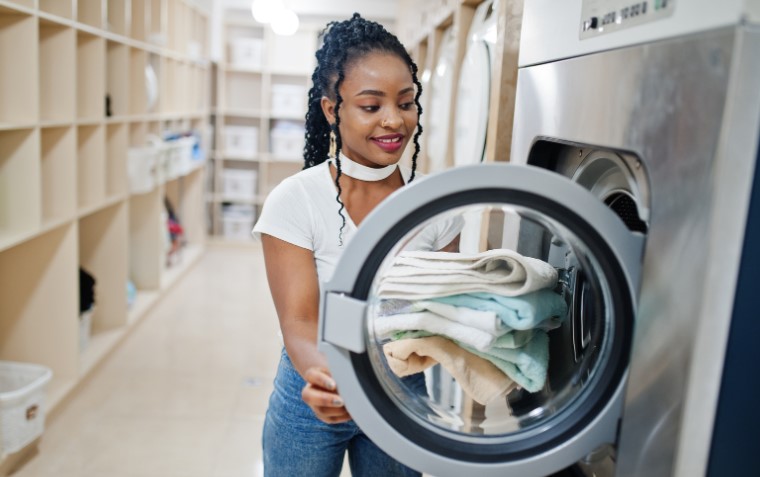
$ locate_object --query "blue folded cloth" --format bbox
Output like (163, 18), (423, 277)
(431, 290), (567, 331)
(463, 330), (550, 393)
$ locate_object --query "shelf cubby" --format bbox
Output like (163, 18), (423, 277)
(268, 29), (317, 75)
(77, 0), (104, 30)
(224, 71), (263, 112)
(41, 126), (76, 226)
(177, 61), (190, 114)
(129, 48), (148, 116)
(161, 58), (176, 114)
(130, 0), (146, 41)
(106, 123), (128, 198)
(0, 223), (80, 405)
(77, 125), (106, 210)
(39, 21), (76, 122)
(148, 0), (165, 46)
(106, 0), (128, 36)
(79, 202), (129, 333)
(0, 9), (37, 126)
(195, 65), (208, 113)
(0, 129), (40, 247)
(263, 161), (302, 196)
(129, 120), (147, 147)
(77, 32), (105, 121)
(39, 0), (73, 19)
(129, 189), (163, 290)
(106, 41), (129, 118)
(165, 168), (205, 245)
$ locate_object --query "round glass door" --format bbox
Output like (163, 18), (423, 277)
(320, 164), (643, 477)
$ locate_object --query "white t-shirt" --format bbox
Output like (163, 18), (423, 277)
(252, 160), (463, 283)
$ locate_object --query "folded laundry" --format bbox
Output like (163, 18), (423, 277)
(391, 328), (536, 350)
(462, 330), (550, 393)
(377, 248), (558, 299)
(383, 336), (517, 405)
(432, 289), (567, 331)
(373, 312), (504, 351)
(376, 299), (505, 334)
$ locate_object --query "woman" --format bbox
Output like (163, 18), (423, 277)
(253, 13), (459, 476)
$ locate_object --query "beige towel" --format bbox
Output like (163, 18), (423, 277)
(383, 336), (516, 405)
(377, 249), (558, 299)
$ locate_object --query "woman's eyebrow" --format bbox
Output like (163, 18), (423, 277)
(355, 87), (415, 97)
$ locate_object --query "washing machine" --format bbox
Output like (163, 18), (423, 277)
(453, 0), (499, 167)
(318, 1), (760, 476)
(426, 26), (457, 172)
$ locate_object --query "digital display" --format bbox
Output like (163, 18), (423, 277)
(581, 0), (674, 38)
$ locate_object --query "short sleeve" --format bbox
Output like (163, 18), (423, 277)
(404, 214), (465, 251)
(252, 177), (314, 250)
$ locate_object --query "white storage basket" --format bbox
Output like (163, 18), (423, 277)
(127, 147), (158, 194)
(222, 214), (256, 240)
(224, 126), (258, 158)
(271, 84), (307, 117)
(229, 38), (264, 69)
(221, 169), (257, 200)
(270, 124), (305, 160)
(0, 361), (52, 459)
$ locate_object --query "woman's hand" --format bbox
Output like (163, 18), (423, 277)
(301, 367), (352, 424)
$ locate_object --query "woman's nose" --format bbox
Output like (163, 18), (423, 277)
(381, 109), (403, 129)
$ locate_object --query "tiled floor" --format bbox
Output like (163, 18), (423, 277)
(10, 243), (352, 477)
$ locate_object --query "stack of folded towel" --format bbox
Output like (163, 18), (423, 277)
(375, 249), (568, 405)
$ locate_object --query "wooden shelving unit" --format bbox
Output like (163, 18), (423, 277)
(397, 0), (524, 171)
(0, 2), (212, 466)
(208, 10), (319, 240)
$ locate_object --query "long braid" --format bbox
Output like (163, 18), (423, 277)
(333, 62), (348, 245)
(302, 13), (424, 244)
(409, 61), (423, 183)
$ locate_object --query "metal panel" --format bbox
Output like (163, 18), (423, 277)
(512, 27), (760, 476)
(519, 0), (756, 67)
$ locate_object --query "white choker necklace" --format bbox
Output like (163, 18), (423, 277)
(332, 153), (398, 181)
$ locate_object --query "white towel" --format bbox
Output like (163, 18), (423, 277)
(372, 312), (502, 351)
(377, 249), (557, 299)
(377, 299), (505, 334)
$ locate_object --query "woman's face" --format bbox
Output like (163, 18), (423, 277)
(322, 51), (418, 168)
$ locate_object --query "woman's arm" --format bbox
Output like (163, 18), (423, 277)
(260, 233), (351, 423)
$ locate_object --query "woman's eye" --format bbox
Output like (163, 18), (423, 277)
(361, 106), (380, 112)
(399, 102), (415, 111)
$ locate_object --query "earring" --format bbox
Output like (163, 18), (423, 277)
(328, 130), (337, 159)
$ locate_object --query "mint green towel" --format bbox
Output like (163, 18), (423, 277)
(463, 330), (550, 393)
(431, 290), (567, 331)
(391, 329), (535, 349)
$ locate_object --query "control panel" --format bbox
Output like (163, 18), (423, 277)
(580, 0), (675, 39)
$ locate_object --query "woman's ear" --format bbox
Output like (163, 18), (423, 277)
(321, 96), (336, 126)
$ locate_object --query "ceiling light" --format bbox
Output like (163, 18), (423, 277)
(271, 8), (299, 36)
(250, 0), (283, 24)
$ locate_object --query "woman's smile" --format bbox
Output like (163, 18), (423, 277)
(371, 133), (405, 153)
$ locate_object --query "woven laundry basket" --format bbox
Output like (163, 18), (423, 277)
(0, 361), (52, 459)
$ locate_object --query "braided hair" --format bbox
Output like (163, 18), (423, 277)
(303, 13), (424, 245)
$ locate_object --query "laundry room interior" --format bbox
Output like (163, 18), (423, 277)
(0, 0), (758, 476)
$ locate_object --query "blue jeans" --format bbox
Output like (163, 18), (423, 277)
(262, 349), (422, 477)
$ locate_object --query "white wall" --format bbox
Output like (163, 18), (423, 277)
(210, 0), (398, 61)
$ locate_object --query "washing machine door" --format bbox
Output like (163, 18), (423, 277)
(319, 164), (643, 477)
(454, 0), (493, 166)
(427, 27), (457, 172)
